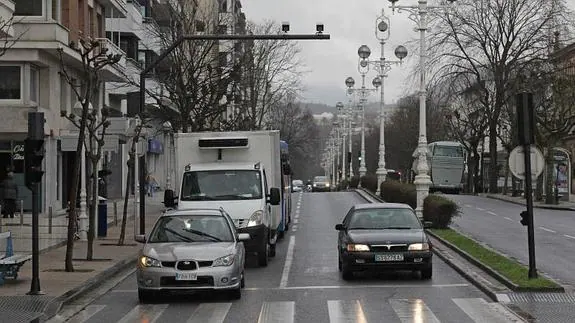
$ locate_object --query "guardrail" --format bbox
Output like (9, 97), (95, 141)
(354, 188), (384, 203)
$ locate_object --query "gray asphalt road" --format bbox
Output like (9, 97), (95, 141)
(52, 192), (523, 323)
(446, 194), (575, 288)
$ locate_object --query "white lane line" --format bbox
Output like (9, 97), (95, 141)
(539, 227), (556, 233)
(390, 299), (440, 323)
(293, 218), (299, 224)
(187, 303), (232, 323)
(63, 305), (106, 323)
(117, 304), (167, 323)
(279, 236), (296, 288)
(564, 235), (575, 240)
(464, 204), (472, 208)
(487, 211), (497, 216)
(257, 302), (295, 323)
(327, 300), (367, 323)
(476, 207), (485, 211)
(504, 217), (513, 221)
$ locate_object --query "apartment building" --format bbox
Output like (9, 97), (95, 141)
(0, 0), (127, 214)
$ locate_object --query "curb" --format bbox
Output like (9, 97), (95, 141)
(426, 230), (565, 293)
(485, 195), (575, 211)
(41, 255), (138, 322)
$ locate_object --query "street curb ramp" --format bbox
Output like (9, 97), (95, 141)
(41, 256), (138, 322)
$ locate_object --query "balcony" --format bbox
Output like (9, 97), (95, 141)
(12, 20), (69, 44)
(96, 38), (128, 82)
(0, 0), (14, 37)
(106, 0), (145, 40)
(102, 0), (129, 18)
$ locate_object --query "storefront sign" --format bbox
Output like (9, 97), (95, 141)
(148, 139), (163, 154)
(12, 144), (24, 160)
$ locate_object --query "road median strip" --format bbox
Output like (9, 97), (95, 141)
(427, 228), (564, 292)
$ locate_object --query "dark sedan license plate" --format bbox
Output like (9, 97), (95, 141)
(375, 254), (404, 262)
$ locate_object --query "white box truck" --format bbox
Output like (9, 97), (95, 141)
(163, 130), (283, 267)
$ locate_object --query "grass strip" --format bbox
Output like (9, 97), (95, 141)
(430, 228), (559, 288)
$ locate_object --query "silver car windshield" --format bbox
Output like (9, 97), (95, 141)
(349, 208), (421, 230)
(148, 215), (234, 243)
(181, 170), (263, 201)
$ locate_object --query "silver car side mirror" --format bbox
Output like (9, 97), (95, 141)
(135, 234), (146, 243)
(238, 233), (251, 241)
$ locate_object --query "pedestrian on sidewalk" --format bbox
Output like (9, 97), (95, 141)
(0, 172), (18, 219)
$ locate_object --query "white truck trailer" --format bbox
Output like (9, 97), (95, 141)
(163, 130), (283, 267)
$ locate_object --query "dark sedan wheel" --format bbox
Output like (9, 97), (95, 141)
(341, 262), (353, 280)
(421, 265), (432, 280)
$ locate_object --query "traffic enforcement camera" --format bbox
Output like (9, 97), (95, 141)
(24, 138), (45, 188)
(520, 210), (529, 226)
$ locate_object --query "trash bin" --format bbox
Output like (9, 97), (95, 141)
(98, 196), (107, 237)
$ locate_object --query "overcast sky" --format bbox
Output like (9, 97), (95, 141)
(242, 0), (575, 107)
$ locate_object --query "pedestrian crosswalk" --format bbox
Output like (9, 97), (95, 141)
(53, 297), (525, 323)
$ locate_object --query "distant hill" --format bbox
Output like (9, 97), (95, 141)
(298, 102), (335, 114)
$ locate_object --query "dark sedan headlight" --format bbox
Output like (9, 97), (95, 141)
(213, 254), (235, 266)
(408, 243), (430, 251)
(139, 256), (162, 268)
(346, 244), (370, 252)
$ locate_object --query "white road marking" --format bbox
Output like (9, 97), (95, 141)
(504, 217), (513, 221)
(327, 300), (367, 323)
(61, 305), (106, 323)
(257, 302), (295, 323)
(464, 204), (472, 208)
(390, 299), (440, 323)
(564, 235), (575, 240)
(539, 227), (556, 233)
(453, 298), (524, 322)
(476, 207), (485, 211)
(293, 218), (299, 224)
(279, 236), (296, 288)
(487, 211), (497, 216)
(117, 304), (167, 323)
(187, 303), (232, 323)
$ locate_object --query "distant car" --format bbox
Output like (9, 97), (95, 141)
(292, 179), (304, 192)
(335, 203), (433, 280)
(135, 208), (250, 302)
(312, 176), (330, 192)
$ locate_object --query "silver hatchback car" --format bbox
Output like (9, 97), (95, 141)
(135, 208), (250, 302)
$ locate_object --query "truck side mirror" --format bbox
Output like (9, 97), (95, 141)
(268, 187), (281, 205)
(163, 189), (177, 208)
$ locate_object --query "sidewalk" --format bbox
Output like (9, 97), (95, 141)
(483, 193), (575, 211)
(0, 194), (166, 323)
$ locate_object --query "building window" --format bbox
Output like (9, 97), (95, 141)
(30, 66), (39, 103)
(15, 0), (43, 16)
(0, 66), (21, 100)
(60, 74), (68, 113)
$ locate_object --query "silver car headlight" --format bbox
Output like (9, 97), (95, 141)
(139, 255), (161, 268)
(247, 210), (263, 227)
(213, 254), (235, 267)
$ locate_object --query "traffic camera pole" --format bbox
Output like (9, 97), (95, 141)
(137, 31), (330, 235)
(517, 92), (537, 279)
(26, 112), (45, 295)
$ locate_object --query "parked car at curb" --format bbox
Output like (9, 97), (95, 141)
(135, 208), (250, 302)
(335, 203), (433, 280)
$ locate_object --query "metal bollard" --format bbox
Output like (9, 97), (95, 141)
(20, 199), (24, 226)
(48, 206), (53, 234)
(114, 201), (118, 227)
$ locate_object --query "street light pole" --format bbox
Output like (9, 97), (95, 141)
(389, 0), (455, 217)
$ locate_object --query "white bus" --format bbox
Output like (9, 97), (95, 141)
(412, 141), (465, 194)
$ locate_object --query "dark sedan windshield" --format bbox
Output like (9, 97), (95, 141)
(148, 215), (234, 243)
(348, 208), (421, 230)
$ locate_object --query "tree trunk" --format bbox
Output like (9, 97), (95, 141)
(87, 157), (98, 260)
(488, 121), (499, 193)
(65, 104), (91, 272)
(117, 158), (132, 246)
(544, 145), (556, 204)
(503, 154), (510, 195)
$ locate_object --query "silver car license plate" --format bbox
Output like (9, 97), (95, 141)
(175, 272), (198, 281)
(375, 254), (404, 262)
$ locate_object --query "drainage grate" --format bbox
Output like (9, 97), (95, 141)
(0, 310), (44, 323)
(508, 293), (575, 303)
(510, 303), (575, 323)
(0, 296), (54, 323)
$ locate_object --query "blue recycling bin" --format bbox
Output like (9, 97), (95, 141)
(98, 197), (108, 237)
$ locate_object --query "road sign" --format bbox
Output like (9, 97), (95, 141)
(508, 145), (545, 180)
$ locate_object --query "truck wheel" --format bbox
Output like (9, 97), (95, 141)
(257, 242), (269, 267)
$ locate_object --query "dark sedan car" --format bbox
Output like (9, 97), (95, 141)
(312, 176), (330, 192)
(335, 203), (433, 280)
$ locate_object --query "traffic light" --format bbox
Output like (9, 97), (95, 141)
(24, 138), (45, 189)
(520, 210), (529, 226)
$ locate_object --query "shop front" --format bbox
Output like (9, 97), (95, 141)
(0, 139), (41, 212)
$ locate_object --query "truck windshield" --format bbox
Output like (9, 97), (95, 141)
(181, 170), (263, 201)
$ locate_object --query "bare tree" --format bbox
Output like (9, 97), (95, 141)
(233, 20), (306, 130)
(59, 38), (122, 272)
(141, 0), (241, 132)
(0, 15), (22, 57)
(425, 0), (574, 193)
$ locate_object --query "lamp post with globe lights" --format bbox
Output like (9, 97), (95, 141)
(388, 0), (456, 217)
(336, 102), (347, 182)
(357, 9), (408, 195)
(345, 61), (379, 178)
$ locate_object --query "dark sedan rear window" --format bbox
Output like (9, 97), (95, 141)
(348, 208), (420, 229)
